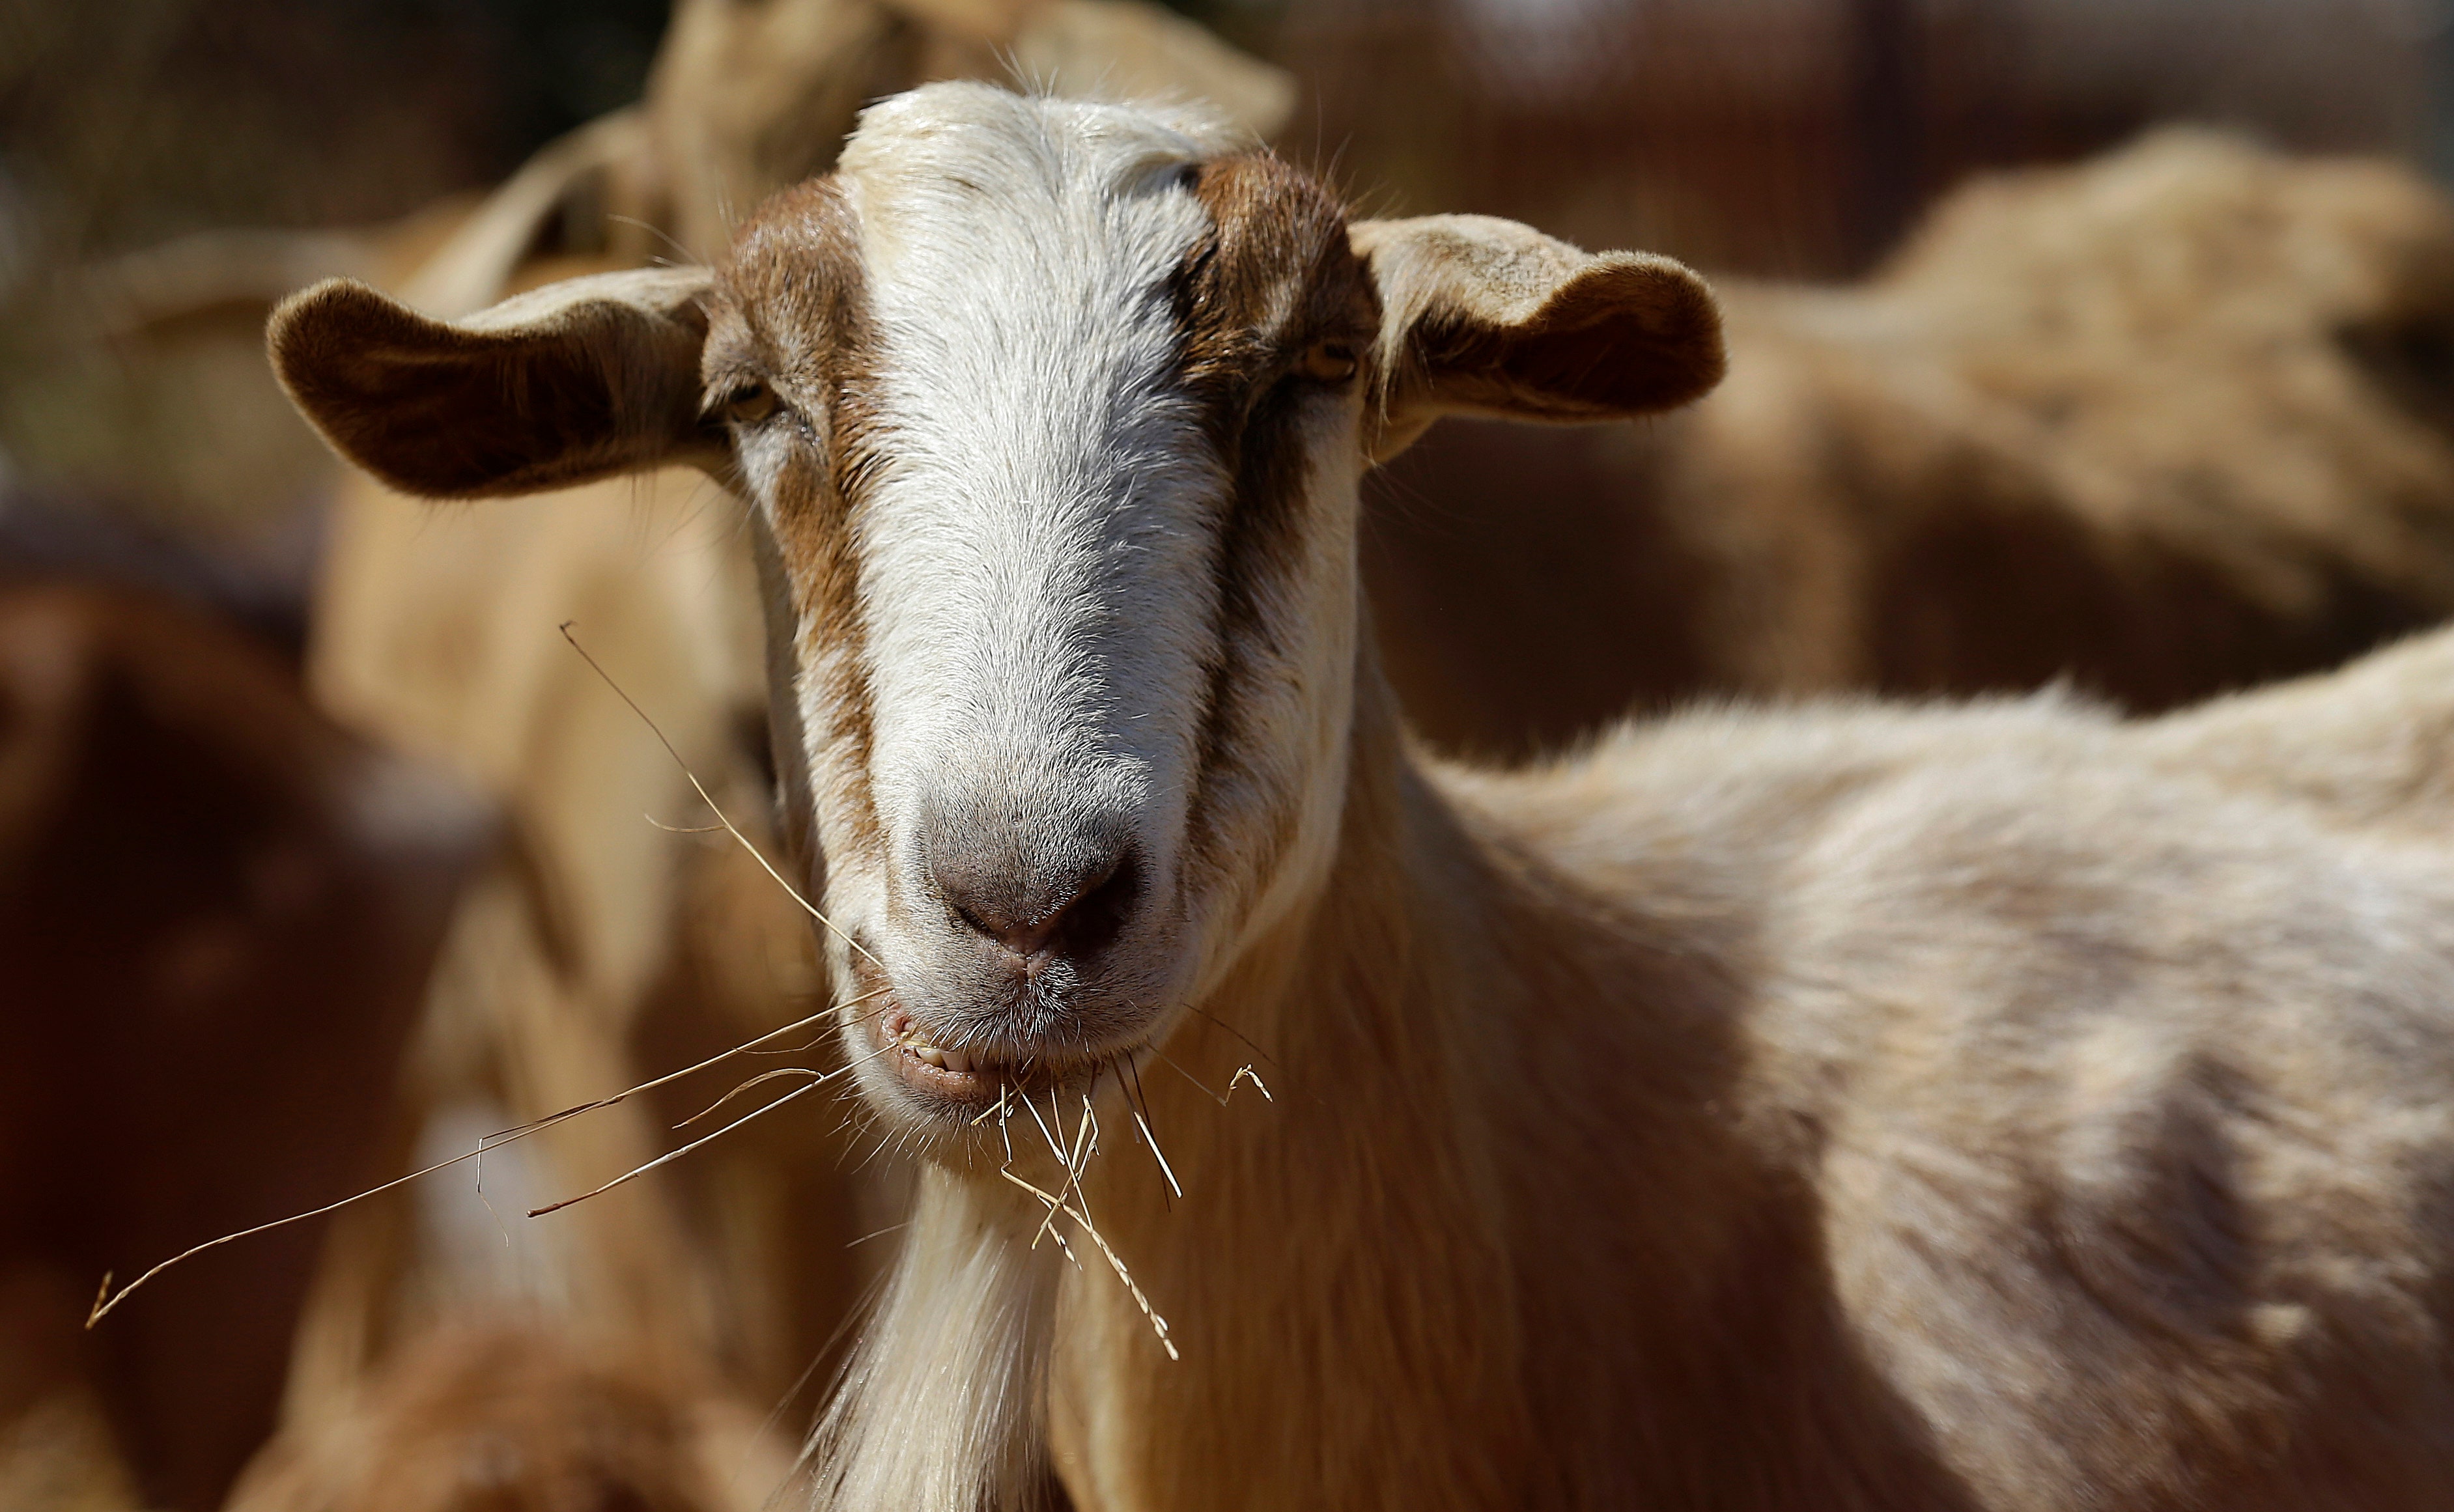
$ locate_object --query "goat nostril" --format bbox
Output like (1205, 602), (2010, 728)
(1047, 849), (1140, 959)
(947, 897), (1064, 958)
(941, 845), (1140, 963)
(988, 915), (1062, 959)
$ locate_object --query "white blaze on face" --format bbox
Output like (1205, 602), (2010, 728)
(835, 87), (1245, 944)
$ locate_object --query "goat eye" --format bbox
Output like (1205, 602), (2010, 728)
(1295, 339), (1359, 385)
(719, 379), (780, 426)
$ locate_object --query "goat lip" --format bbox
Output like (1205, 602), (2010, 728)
(871, 1005), (1046, 1109)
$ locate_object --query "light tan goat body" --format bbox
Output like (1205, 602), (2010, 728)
(269, 85), (2454, 1511)
(1377, 130), (2454, 758)
(1037, 658), (2454, 1507)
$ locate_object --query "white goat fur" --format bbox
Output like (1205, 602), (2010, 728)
(270, 85), (2454, 1511)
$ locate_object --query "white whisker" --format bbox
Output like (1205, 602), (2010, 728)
(1022, 1087), (1068, 1168)
(1120, 1054), (1179, 1201)
(1132, 1108), (1181, 1199)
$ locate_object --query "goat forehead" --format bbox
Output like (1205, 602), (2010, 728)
(807, 92), (1249, 798)
(836, 85), (1239, 250)
(839, 91), (1220, 405)
(832, 96), (1232, 643)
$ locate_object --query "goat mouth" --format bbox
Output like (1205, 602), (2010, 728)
(871, 1004), (1051, 1108)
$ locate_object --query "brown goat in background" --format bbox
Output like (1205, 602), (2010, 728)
(0, 584), (484, 1512)
(1373, 128), (2454, 759)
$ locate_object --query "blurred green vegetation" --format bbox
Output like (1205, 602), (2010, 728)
(0, 0), (1285, 546)
(0, 0), (1275, 257)
(0, 0), (676, 542)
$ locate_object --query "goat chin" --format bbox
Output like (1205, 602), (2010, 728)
(809, 1168), (1063, 1512)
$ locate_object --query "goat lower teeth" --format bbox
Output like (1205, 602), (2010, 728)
(895, 1031), (983, 1076)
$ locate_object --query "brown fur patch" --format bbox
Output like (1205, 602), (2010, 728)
(1173, 153), (1378, 449)
(1172, 152), (1376, 903)
(712, 176), (884, 864)
(1, 586), (485, 1512)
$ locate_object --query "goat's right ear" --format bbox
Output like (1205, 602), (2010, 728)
(268, 266), (722, 499)
(1352, 215), (1724, 460)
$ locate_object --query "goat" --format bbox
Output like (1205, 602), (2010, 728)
(270, 83), (2454, 1510)
(0, 584), (485, 1512)
(1374, 129), (2454, 759)
(223, 1321), (794, 1512)
(248, 12), (1293, 1502)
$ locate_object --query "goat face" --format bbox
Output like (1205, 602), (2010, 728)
(702, 90), (1386, 1125)
(268, 82), (1724, 1139)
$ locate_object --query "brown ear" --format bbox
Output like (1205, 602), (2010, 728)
(267, 266), (720, 499)
(1351, 215), (1724, 458)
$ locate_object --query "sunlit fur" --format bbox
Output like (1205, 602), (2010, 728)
(269, 83), (2454, 1512)
(806, 1170), (1064, 1512)
(770, 91), (2454, 1512)
(721, 87), (1368, 1124)
(834, 89), (1288, 1041)
(767, 94), (2454, 1512)
(731, 90), (1372, 1508)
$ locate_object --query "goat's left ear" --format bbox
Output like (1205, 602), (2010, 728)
(1351, 214), (1724, 460)
(268, 266), (721, 499)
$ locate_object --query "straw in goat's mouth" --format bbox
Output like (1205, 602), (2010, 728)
(100, 623), (1265, 1376)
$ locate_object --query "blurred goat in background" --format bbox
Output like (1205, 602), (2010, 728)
(0, 511), (486, 1511)
(1372, 129), (2454, 757)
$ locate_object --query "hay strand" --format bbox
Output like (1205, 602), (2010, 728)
(558, 621), (881, 972)
(998, 1166), (1176, 1360)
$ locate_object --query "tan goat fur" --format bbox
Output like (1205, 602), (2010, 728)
(270, 86), (2454, 1511)
(1377, 129), (2454, 757)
